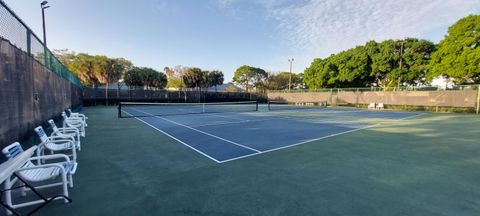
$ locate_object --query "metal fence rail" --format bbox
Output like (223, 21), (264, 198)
(268, 85), (479, 93)
(0, 0), (82, 87)
(83, 88), (267, 105)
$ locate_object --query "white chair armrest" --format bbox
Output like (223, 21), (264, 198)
(58, 128), (80, 133)
(49, 135), (75, 142)
(67, 116), (84, 121)
(66, 119), (84, 125)
(16, 163), (66, 173)
(31, 153), (71, 162)
(71, 113), (87, 118)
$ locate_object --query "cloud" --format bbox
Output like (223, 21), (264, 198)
(266, 0), (480, 57)
(217, 0), (480, 60)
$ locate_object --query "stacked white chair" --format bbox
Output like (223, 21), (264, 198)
(1, 109), (87, 214)
(61, 112), (86, 137)
(48, 119), (81, 151)
(376, 103), (385, 110)
(368, 103), (376, 110)
(67, 109), (88, 127)
(34, 126), (78, 163)
(2, 142), (77, 212)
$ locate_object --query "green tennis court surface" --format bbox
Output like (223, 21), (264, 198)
(37, 106), (480, 215)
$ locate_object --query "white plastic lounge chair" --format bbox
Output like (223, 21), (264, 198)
(61, 112), (85, 137)
(368, 103), (376, 110)
(48, 120), (81, 151)
(2, 142), (77, 213)
(34, 126), (77, 163)
(377, 103), (384, 110)
(67, 109), (88, 127)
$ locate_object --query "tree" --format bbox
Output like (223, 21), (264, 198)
(124, 67), (144, 89)
(429, 15), (480, 84)
(267, 72), (303, 90)
(165, 66), (187, 89)
(304, 58), (328, 89)
(123, 67), (167, 90)
(54, 50), (134, 88)
(233, 65), (267, 92)
(140, 67), (167, 90)
(304, 57), (341, 89)
(150, 70), (168, 89)
(69, 53), (99, 87)
(397, 39), (436, 86)
(334, 46), (373, 87)
(208, 70), (224, 91)
(304, 38), (435, 89)
(182, 67), (204, 89)
(92, 56), (120, 104)
(114, 58), (133, 96)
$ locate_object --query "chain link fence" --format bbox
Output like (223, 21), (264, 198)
(83, 88), (266, 106)
(0, 0), (82, 87)
(0, 1), (83, 148)
(268, 85), (480, 113)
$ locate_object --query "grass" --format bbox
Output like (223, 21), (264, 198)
(33, 106), (480, 216)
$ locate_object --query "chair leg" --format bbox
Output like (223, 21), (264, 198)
(4, 177), (13, 215)
(68, 174), (74, 188)
(61, 172), (69, 203)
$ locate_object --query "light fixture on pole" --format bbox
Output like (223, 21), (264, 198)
(41, 1), (50, 47)
(288, 58), (294, 92)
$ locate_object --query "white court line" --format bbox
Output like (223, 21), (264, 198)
(194, 120), (251, 127)
(122, 110), (222, 163)
(131, 108), (261, 153)
(124, 107), (425, 164)
(220, 124), (378, 163)
(395, 113), (426, 121)
(205, 113), (247, 121)
(194, 116), (292, 127)
(220, 112), (426, 163)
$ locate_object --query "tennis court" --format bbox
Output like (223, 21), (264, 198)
(31, 105), (480, 216)
(120, 102), (422, 163)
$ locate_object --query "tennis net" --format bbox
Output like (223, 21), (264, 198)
(267, 101), (327, 111)
(118, 101), (258, 118)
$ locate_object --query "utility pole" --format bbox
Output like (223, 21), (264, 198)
(288, 58), (294, 92)
(398, 39), (404, 90)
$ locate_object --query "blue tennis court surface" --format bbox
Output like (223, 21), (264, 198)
(123, 107), (421, 163)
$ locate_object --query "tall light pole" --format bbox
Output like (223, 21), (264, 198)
(41, 1), (50, 66)
(288, 58), (294, 92)
(41, 1), (50, 47)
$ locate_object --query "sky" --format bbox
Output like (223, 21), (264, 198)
(4, 0), (480, 82)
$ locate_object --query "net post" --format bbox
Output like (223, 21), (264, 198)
(118, 102), (122, 118)
(256, 101), (258, 111)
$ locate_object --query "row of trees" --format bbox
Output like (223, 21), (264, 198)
(55, 51), (226, 91)
(163, 66), (224, 90)
(123, 67), (167, 90)
(304, 39), (436, 89)
(232, 65), (304, 92)
(54, 50), (133, 88)
(304, 15), (480, 89)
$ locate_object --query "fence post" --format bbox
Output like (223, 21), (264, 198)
(355, 88), (359, 108)
(26, 30), (31, 56)
(476, 85), (480, 115)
